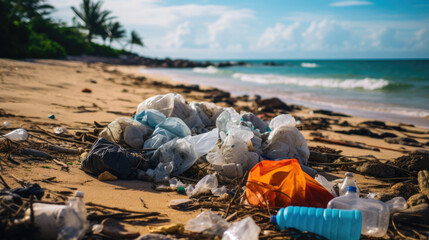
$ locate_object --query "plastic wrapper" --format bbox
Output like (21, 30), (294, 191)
(154, 161), (174, 183)
(99, 117), (152, 149)
(222, 217), (260, 240)
(315, 174), (338, 197)
(263, 125), (309, 165)
(134, 109), (166, 128)
(211, 186), (228, 197)
(185, 211), (230, 236)
(188, 173), (218, 197)
(269, 114), (296, 130)
(2, 128), (28, 141)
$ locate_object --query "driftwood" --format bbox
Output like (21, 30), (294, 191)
(21, 148), (52, 159)
(47, 144), (80, 154)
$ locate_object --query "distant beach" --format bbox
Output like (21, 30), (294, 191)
(141, 59), (429, 128)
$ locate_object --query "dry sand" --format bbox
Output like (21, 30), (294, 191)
(0, 58), (428, 236)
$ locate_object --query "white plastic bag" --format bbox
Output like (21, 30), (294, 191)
(185, 211), (230, 236)
(2, 128), (28, 141)
(188, 173), (218, 197)
(222, 217), (260, 240)
(269, 114), (296, 130)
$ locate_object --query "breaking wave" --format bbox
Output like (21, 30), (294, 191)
(193, 66), (218, 74)
(232, 73), (390, 91)
(301, 62), (318, 68)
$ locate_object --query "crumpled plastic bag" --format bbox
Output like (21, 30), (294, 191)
(222, 217), (260, 240)
(246, 159), (334, 208)
(188, 173), (218, 197)
(191, 101), (224, 126)
(184, 128), (219, 158)
(81, 138), (148, 179)
(263, 125), (309, 165)
(99, 117), (152, 149)
(151, 138), (197, 176)
(136, 93), (176, 117)
(269, 114), (296, 130)
(156, 117), (191, 138)
(185, 211), (230, 236)
(216, 107), (240, 134)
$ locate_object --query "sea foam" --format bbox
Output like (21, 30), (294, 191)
(301, 62), (318, 68)
(232, 73), (389, 91)
(193, 66), (218, 74)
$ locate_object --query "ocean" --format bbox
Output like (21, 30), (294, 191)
(140, 59), (429, 128)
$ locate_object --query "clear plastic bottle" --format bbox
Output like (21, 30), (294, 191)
(328, 186), (389, 237)
(271, 206), (362, 240)
(339, 172), (359, 196)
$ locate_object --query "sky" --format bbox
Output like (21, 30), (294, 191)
(48, 0), (429, 60)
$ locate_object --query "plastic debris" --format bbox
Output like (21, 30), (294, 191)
(272, 206), (361, 240)
(185, 211), (230, 236)
(222, 163), (244, 179)
(216, 107), (240, 134)
(3, 121), (10, 127)
(269, 114), (296, 130)
(11, 183), (44, 200)
(2, 128), (28, 141)
(156, 117), (191, 138)
(169, 199), (194, 210)
(81, 138), (148, 179)
(188, 173), (218, 197)
(134, 109), (166, 128)
(263, 125), (310, 165)
(222, 217), (260, 240)
(386, 197), (407, 213)
(99, 117), (152, 149)
(328, 186), (389, 237)
(339, 172), (360, 196)
(53, 127), (67, 134)
(24, 191), (88, 240)
(315, 174), (338, 197)
(246, 159), (334, 208)
(241, 112), (268, 133)
(211, 186), (228, 197)
(48, 114), (55, 119)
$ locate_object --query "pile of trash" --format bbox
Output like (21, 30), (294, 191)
(81, 93), (314, 185)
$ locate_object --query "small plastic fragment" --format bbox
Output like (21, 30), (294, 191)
(315, 174), (338, 197)
(185, 211), (230, 236)
(48, 114), (55, 119)
(3, 121), (10, 127)
(54, 127), (67, 134)
(386, 197), (407, 213)
(2, 128), (28, 141)
(269, 114), (296, 130)
(211, 186), (228, 197)
(188, 173), (218, 197)
(222, 217), (260, 240)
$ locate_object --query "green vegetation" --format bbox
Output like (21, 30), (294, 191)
(0, 0), (144, 59)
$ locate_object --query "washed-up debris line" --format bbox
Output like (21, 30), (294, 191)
(1, 92), (429, 239)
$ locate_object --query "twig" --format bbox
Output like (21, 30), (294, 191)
(52, 159), (68, 168)
(140, 197), (148, 209)
(88, 212), (160, 221)
(0, 174), (11, 189)
(86, 202), (156, 214)
(308, 160), (368, 166)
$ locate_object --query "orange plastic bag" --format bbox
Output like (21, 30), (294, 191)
(246, 159), (334, 208)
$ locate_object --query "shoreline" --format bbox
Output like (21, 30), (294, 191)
(139, 67), (429, 129)
(1, 58), (428, 238)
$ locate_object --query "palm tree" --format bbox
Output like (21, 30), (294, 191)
(71, 0), (114, 43)
(10, 0), (54, 20)
(107, 21), (126, 47)
(129, 30), (144, 52)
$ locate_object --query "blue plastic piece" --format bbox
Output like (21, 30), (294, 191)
(155, 117), (191, 138)
(273, 206), (362, 240)
(134, 109), (166, 128)
(48, 114), (55, 119)
(347, 186), (357, 192)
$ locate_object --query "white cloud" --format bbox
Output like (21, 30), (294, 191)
(415, 28), (429, 49)
(330, 1), (373, 7)
(165, 22), (192, 48)
(257, 22), (301, 49)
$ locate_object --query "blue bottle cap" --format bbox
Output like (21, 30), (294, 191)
(270, 215), (277, 225)
(347, 186), (357, 192)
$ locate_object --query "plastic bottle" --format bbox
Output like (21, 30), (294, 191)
(385, 196), (407, 213)
(339, 172), (359, 196)
(328, 186), (389, 237)
(271, 206), (362, 240)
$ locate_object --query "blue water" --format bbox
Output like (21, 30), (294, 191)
(141, 60), (429, 128)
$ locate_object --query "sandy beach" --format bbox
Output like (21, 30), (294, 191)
(1, 58), (428, 238)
